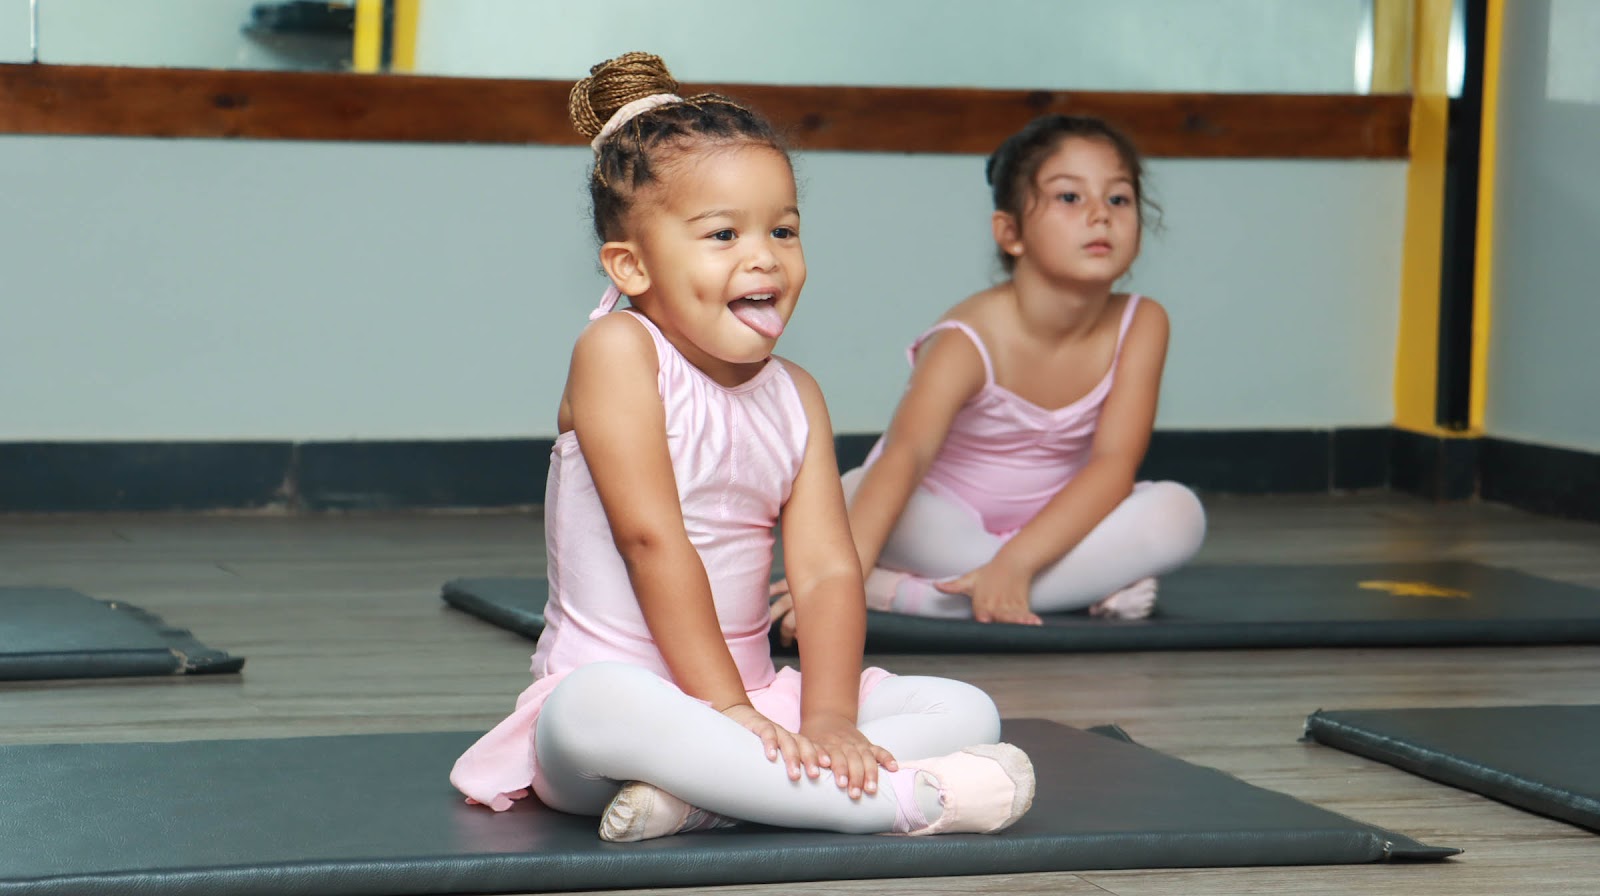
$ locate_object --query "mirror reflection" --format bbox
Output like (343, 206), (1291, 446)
(10, 0), (1415, 94)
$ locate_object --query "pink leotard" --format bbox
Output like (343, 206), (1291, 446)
(451, 309), (834, 810)
(867, 295), (1143, 537)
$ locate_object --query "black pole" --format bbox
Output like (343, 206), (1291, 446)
(1435, 0), (1488, 429)
(380, 0), (396, 70)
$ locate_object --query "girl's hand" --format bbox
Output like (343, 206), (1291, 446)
(767, 581), (799, 647)
(721, 703), (820, 781)
(800, 714), (898, 800)
(935, 561), (1043, 625)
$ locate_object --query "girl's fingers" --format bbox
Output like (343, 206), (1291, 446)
(933, 573), (973, 594)
(797, 736), (822, 779)
(777, 730), (805, 780)
(874, 744), (899, 772)
(846, 748), (869, 799)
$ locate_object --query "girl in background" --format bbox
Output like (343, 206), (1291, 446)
(774, 114), (1205, 641)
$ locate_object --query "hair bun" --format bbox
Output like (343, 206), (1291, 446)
(569, 52), (681, 139)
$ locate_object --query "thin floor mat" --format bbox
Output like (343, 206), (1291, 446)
(0, 720), (1451, 895)
(442, 561), (1600, 652)
(1305, 704), (1600, 832)
(0, 586), (242, 679)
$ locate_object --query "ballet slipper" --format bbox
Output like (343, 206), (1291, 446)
(864, 568), (912, 612)
(597, 781), (738, 842)
(888, 743), (1035, 836)
(1089, 577), (1158, 620)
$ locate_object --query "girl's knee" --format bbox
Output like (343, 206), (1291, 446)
(1140, 481), (1207, 557)
(928, 677), (1002, 742)
(841, 466), (866, 500)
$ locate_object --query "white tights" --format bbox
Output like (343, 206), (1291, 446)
(852, 469), (1208, 618)
(531, 661), (1000, 833)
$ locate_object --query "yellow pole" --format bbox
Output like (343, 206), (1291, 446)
(390, 0), (421, 73)
(1468, 0), (1503, 431)
(1391, 0), (1458, 435)
(352, 0), (384, 73)
(1371, 0), (1415, 93)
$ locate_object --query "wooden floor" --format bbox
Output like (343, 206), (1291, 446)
(3, 493), (1599, 895)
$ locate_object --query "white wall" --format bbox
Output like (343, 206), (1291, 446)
(35, 0), (325, 70)
(0, 0), (30, 62)
(418, 0), (1367, 94)
(1483, 0), (1600, 452)
(0, 132), (1403, 440)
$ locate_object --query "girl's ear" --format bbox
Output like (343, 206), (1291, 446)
(991, 211), (1023, 259)
(599, 241), (650, 297)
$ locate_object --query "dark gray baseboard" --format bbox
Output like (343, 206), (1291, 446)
(2, 430), (1594, 522)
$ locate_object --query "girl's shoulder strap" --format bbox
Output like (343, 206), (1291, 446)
(1111, 294), (1144, 359)
(1118, 293), (1144, 335)
(617, 307), (668, 350)
(907, 319), (996, 386)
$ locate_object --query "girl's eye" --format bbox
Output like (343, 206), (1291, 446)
(1058, 192), (1080, 204)
(710, 229), (736, 241)
(1109, 195), (1134, 207)
(771, 226), (797, 239)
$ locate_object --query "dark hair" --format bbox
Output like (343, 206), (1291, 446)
(984, 114), (1155, 272)
(569, 52), (788, 242)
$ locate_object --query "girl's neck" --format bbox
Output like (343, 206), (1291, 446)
(628, 305), (769, 389)
(1007, 265), (1116, 340)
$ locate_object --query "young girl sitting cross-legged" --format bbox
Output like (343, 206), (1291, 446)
(449, 52), (1034, 842)
(771, 114), (1207, 643)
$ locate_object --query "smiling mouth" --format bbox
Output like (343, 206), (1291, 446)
(728, 292), (784, 339)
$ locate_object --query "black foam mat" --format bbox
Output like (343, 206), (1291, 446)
(0, 586), (243, 679)
(0, 720), (1451, 896)
(1306, 704), (1600, 832)
(443, 562), (1600, 653)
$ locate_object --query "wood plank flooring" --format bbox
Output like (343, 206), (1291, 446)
(2, 493), (1598, 894)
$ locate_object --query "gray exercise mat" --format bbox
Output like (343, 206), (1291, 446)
(1305, 704), (1600, 832)
(442, 562), (1600, 652)
(0, 720), (1451, 896)
(0, 586), (242, 679)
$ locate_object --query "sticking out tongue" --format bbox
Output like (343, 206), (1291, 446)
(729, 297), (785, 339)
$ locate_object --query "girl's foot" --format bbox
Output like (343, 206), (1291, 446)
(1088, 577), (1158, 619)
(769, 569), (915, 647)
(598, 781), (738, 842)
(768, 588), (798, 647)
(887, 743), (1035, 836)
(863, 568), (913, 612)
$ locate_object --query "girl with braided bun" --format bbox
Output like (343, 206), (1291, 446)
(450, 53), (1033, 843)
(772, 115), (1207, 640)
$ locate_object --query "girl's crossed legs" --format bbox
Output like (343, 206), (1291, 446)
(858, 469), (1207, 618)
(532, 661), (1004, 834)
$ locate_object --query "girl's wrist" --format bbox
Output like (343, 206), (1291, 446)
(800, 709), (857, 730)
(991, 545), (1041, 579)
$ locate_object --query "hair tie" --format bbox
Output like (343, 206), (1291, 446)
(589, 283), (623, 320)
(590, 93), (683, 152)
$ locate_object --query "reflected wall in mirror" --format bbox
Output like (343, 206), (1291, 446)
(1547, 0), (1600, 104)
(0, 0), (32, 63)
(32, 0), (359, 71)
(21, 0), (1418, 94)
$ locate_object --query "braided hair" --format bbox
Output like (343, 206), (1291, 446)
(570, 52), (788, 242)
